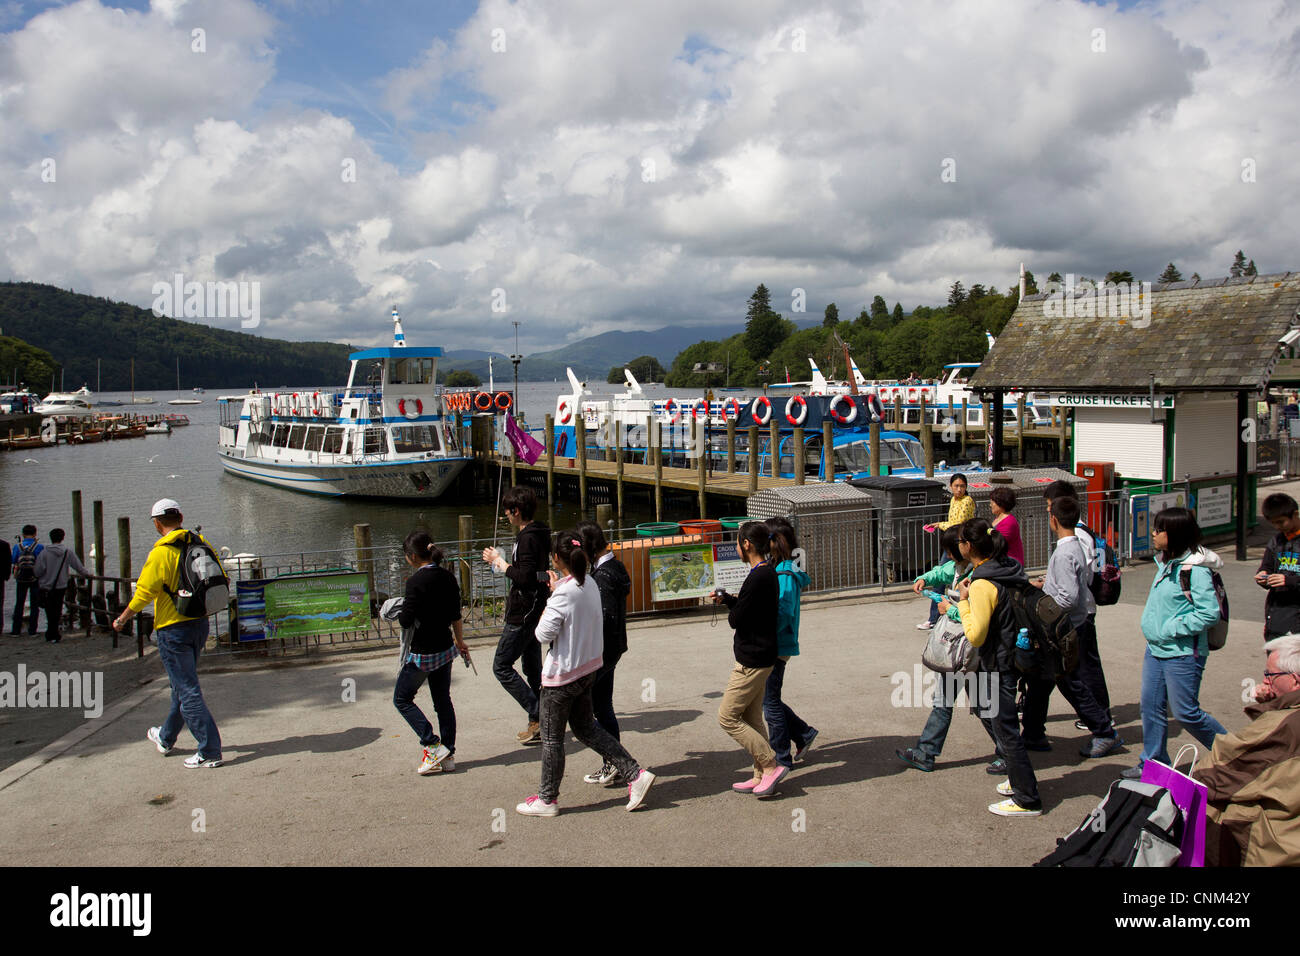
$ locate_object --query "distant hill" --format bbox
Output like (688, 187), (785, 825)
(0, 282), (357, 390)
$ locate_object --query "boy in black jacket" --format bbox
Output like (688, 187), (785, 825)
(1258, 493), (1300, 645)
(483, 487), (552, 744)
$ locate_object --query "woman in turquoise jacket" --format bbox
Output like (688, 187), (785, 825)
(1121, 507), (1227, 779)
(761, 517), (818, 773)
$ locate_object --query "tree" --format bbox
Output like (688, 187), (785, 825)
(947, 281), (966, 309)
(823, 302), (839, 327)
(1245, 259), (1258, 277)
(853, 307), (870, 327)
(746, 284), (772, 321)
(444, 369), (481, 387)
(1022, 270), (1038, 295)
(1230, 250), (1247, 278)
(622, 354), (665, 383)
(1158, 263), (1183, 284)
(892, 302), (904, 323)
(1047, 271), (1063, 285)
(968, 283), (987, 301)
(871, 295), (889, 319)
(1105, 270), (1134, 285)
(745, 310), (793, 361)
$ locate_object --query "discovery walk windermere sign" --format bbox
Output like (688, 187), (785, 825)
(1048, 393), (1175, 409)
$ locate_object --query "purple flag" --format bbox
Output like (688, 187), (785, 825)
(505, 412), (544, 465)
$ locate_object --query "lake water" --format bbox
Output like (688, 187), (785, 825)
(0, 380), (732, 570)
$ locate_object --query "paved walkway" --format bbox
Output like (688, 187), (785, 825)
(0, 536), (1275, 866)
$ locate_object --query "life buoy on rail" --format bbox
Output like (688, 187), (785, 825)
(750, 395), (772, 426)
(557, 399), (573, 425)
(724, 398), (742, 421)
(907, 388), (918, 404)
(399, 398), (423, 420)
(494, 391), (512, 412)
(784, 395), (808, 427)
(919, 387), (931, 403)
(474, 391), (493, 412)
(865, 393), (885, 423)
(829, 393), (859, 425)
(692, 399), (710, 421)
(662, 398), (680, 425)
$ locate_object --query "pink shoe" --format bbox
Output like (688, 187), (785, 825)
(753, 764), (789, 797)
(732, 778), (761, 793)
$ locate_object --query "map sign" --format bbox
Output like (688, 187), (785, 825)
(263, 572), (371, 640)
(648, 542), (748, 602)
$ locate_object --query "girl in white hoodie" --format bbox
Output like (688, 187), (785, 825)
(516, 531), (656, 817)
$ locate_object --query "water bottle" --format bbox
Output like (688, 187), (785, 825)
(1014, 627), (1035, 672)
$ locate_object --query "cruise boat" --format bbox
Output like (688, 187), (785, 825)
(217, 310), (472, 499)
(35, 386), (95, 417)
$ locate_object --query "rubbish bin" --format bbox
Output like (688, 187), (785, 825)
(746, 484), (874, 591)
(845, 476), (948, 582)
(963, 467), (1086, 570)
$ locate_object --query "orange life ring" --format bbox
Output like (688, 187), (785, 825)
(907, 388), (918, 403)
(724, 398), (742, 421)
(784, 395), (808, 427)
(920, 387), (931, 402)
(692, 399), (710, 421)
(473, 391), (492, 412)
(662, 398), (680, 425)
(866, 393), (885, 422)
(750, 395), (772, 425)
(557, 399), (572, 425)
(495, 391), (512, 412)
(399, 398), (423, 420)
(829, 393), (858, 425)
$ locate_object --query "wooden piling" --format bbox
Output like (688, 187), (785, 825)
(748, 424), (759, 492)
(354, 523), (376, 620)
(822, 419), (834, 483)
(615, 426), (625, 519)
(894, 394), (904, 434)
(921, 394), (934, 478)
(116, 517), (135, 654)
(769, 418), (780, 478)
(577, 416), (588, 514)
(596, 502), (614, 532)
(726, 418), (736, 475)
(793, 426), (805, 485)
(545, 413), (555, 503)
(93, 500), (105, 601)
(1017, 396), (1027, 466)
(71, 490), (88, 630)
(695, 417), (707, 517)
(870, 420), (881, 476)
(458, 514), (473, 603)
(653, 418), (664, 520)
(960, 398), (969, 453)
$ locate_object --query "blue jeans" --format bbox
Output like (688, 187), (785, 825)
(393, 660), (455, 752)
(763, 658), (815, 769)
(10, 580), (40, 634)
(493, 621), (541, 722)
(988, 668), (1040, 809)
(539, 673), (640, 803)
(916, 673), (1002, 762)
(155, 617), (221, 759)
(1139, 647), (1227, 765)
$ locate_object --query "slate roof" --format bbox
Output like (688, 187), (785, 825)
(970, 272), (1300, 393)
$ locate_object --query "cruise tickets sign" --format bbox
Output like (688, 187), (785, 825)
(1049, 393), (1174, 409)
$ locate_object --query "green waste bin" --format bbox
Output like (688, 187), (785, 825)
(635, 522), (681, 537)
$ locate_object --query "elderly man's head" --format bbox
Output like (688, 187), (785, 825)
(1257, 634), (1300, 702)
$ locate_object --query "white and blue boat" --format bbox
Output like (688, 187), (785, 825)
(217, 310), (471, 499)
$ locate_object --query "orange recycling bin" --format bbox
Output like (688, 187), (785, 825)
(613, 535), (703, 616)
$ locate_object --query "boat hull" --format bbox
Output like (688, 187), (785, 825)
(218, 451), (469, 499)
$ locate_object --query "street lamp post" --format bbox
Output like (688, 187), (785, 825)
(510, 320), (522, 421)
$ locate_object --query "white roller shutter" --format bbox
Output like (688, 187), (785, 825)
(1173, 397), (1239, 479)
(1073, 407), (1165, 480)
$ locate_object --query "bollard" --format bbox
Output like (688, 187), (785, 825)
(545, 413), (555, 503)
(748, 424), (759, 492)
(823, 419), (834, 482)
(793, 426), (805, 485)
(869, 420), (880, 476)
(458, 514), (473, 604)
(596, 503), (613, 531)
(354, 523), (376, 620)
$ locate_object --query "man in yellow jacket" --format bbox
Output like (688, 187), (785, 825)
(112, 499), (223, 768)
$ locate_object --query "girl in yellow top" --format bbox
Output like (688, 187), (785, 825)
(918, 474), (976, 629)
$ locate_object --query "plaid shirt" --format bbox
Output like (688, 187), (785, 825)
(406, 647), (458, 672)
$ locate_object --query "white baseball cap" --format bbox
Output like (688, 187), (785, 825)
(150, 498), (182, 518)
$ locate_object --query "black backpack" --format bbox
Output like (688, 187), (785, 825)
(163, 531), (230, 618)
(1077, 523), (1122, 606)
(1178, 564), (1230, 651)
(999, 579), (1080, 680)
(1035, 779), (1184, 867)
(13, 541), (38, 585)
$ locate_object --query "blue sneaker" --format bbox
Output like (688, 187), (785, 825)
(895, 747), (935, 772)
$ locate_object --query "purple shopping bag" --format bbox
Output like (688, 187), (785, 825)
(1140, 745), (1207, 867)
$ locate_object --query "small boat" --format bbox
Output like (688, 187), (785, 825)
(163, 413), (191, 427)
(144, 422), (172, 435)
(8, 435), (54, 449)
(167, 398), (202, 406)
(35, 390), (95, 416)
(132, 397), (156, 405)
(107, 422), (146, 439)
(66, 429), (105, 444)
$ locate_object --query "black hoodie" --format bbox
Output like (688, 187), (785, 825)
(1259, 531), (1300, 641)
(968, 555), (1032, 672)
(504, 520), (552, 628)
(723, 562), (779, 668)
(590, 553), (632, 658)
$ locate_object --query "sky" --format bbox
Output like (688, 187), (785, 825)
(2, 0), (1297, 353)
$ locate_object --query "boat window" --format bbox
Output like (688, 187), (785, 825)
(968, 408), (981, 425)
(322, 427), (345, 455)
(389, 357), (434, 385)
(287, 425), (307, 450)
(364, 427), (387, 455)
(305, 426), (325, 453)
(272, 424), (289, 447)
(391, 425), (442, 453)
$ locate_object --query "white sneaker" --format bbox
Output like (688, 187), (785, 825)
(516, 795), (559, 817)
(988, 798), (1041, 817)
(626, 769), (655, 811)
(996, 779), (1013, 796)
(417, 744), (451, 775)
(147, 727), (173, 756)
(584, 761), (619, 785)
(916, 620), (934, 630)
(183, 754), (222, 768)
(439, 756), (455, 773)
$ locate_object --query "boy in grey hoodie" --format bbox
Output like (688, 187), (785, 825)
(33, 528), (88, 643)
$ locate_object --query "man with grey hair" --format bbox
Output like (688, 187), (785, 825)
(1193, 633), (1300, 866)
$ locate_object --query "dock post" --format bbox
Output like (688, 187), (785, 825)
(960, 398), (969, 454)
(93, 499), (106, 610)
(894, 394), (904, 436)
(458, 515), (473, 603)
(545, 413), (555, 503)
(653, 417), (664, 520)
(596, 502), (614, 534)
(793, 426), (805, 485)
(71, 490), (88, 630)
(769, 418), (780, 478)
(616, 425), (625, 519)
(577, 415), (588, 514)
(869, 420), (880, 476)
(726, 418), (736, 475)
(354, 523), (377, 625)
(694, 417), (707, 518)
(1017, 396), (1027, 466)
(921, 394), (934, 478)
(748, 424), (759, 492)
(822, 419), (834, 482)
(116, 517), (137, 656)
